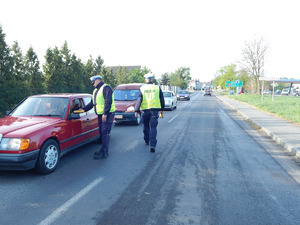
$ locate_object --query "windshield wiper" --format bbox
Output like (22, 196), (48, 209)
(34, 114), (61, 117)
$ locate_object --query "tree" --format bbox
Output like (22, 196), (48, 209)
(43, 47), (65, 93)
(115, 66), (128, 85)
(101, 66), (116, 88)
(169, 67), (191, 89)
(11, 41), (29, 101)
(24, 47), (45, 95)
(94, 55), (104, 74)
(160, 73), (170, 85)
(127, 67), (147, 83)
(215, 64), (238, 89)
(0, 25), (13, 116)
(240, 37), (269, 93)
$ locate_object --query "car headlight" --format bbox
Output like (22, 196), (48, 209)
(126, 106), (135, 112)
(0, 138), (30, 151)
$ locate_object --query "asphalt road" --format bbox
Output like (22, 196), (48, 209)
(1, 92), (300, 225)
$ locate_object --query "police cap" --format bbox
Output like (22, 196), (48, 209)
(90, 75), (102, 83)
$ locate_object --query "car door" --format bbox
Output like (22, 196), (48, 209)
(60, 97), (98, 151)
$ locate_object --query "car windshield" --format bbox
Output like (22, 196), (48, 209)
(179, 91), (188, 94)
(114, 89), (140, 101)
(10, 97), (69, 117)
(163, 92), (172, 97)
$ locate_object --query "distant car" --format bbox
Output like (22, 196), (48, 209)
(204, 89), (212, 96)
(163, 91), (177, 110)
(281, 89), (289, 95)
(294, 92), (300, 96)
(177, 90), (190, 101)
(113, 83), (143, 125)
(274, 90), (281, 95)
(0, 93), (99, 174)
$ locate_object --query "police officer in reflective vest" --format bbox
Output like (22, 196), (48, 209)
(134, 73), (165, 152)
(83, 75), (115, 159)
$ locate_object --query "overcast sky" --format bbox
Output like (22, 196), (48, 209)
(1, 0), (300, 81)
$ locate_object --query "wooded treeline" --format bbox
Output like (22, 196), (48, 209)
(0, 25), (192, 117)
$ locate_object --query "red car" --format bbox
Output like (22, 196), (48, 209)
(0, 93), (99, 174)
(113, 83), (143, 125)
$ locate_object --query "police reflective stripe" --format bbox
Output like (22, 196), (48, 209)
(140, 84), (161, 110)
(92, 84), (115, 114)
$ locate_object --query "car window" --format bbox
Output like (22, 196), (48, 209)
(83, 97), (95, 115)
(179, 91), (189, 94)
(11, 97), (68, 117)
(114, 89), (140, 101)
(163, 92), (172, 97)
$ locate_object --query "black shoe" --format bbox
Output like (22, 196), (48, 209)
(150, 146), (155, 153)
(94, 152), (108, 159)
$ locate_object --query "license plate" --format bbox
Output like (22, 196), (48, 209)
(115, 115), (123, 119)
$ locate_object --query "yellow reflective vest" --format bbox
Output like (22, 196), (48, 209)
(92, 84), (116, 115)
(140, 84), (161, 110)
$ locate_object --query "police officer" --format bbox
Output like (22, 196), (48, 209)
(82, 75), (115, 159)
(134, 73), (165, 152)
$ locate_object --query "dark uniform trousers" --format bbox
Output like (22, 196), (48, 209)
(98, 113), (114, 155)
(142, 110), (159, 147)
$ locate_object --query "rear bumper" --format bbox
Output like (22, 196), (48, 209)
(0, 150), (39, 170)
(114, 112), (136, 122)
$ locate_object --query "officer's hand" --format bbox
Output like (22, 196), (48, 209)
(135, 112), (139, 118)
(102, 114), (107, 122)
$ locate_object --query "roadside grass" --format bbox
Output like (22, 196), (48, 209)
(223, 93), (300, 125)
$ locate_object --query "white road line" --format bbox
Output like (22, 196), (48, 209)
(168, 114), (179, 123)
(38, 177), (104, 225)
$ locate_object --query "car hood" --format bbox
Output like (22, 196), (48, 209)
(0, 116), (61, 137)
(114, 100), (136, 112)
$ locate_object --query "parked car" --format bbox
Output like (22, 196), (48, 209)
(204, 89), (212, 96)
(113, 83), (143, 125)
(0, 93), (99, 174)
(274, 90), (281, 95)
(177, 90), (190, 101)
(281, 89), (289, 95)
(163, 91), (177, 110)
(294, 92), (300, 96)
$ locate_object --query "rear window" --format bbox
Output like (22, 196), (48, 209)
(114, 89), (140, 101)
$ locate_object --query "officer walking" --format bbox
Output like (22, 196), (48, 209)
(134, 73), (165, 152)
(82, 75), (115, 159)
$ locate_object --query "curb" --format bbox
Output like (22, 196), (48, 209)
(216, 95), (300, 159)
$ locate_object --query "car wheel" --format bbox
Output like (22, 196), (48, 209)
(170, 103), (174, 111)
(134, 113), (141, 125)
(35, 139), (60, 174)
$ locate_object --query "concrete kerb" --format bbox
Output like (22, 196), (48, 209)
(216, 95), (300, 160)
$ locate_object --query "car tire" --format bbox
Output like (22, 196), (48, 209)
(134, 113), (141, 125)
(35, 139), (60, 174)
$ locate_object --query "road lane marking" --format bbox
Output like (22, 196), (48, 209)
(38, 177), (104, 225)
(168, 114), (179, 123)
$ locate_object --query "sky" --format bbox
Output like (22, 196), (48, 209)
(1, 0), (300, 82)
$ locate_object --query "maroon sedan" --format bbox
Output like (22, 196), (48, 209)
(0, 93), (99, 174)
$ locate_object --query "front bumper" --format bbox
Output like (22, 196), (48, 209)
(177, 96), (190, 100)
(0, 150), (40, 170)
(114, 112), (136, 123)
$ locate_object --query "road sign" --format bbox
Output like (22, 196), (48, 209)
(226, 80), (243, 87)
